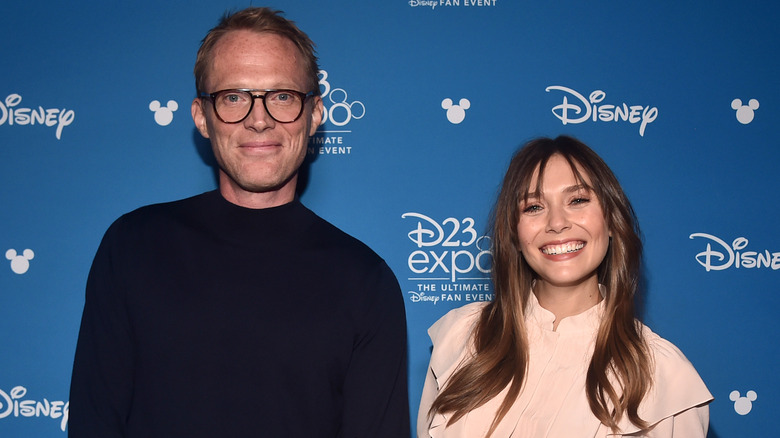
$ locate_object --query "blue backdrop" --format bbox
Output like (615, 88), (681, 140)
(1, 1), (777, 436)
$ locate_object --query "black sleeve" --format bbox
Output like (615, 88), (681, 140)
(69, 221), (133, 437)
(340, 261), (411, 438)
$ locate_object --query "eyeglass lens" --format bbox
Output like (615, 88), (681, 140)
(214, 90), (304, 123)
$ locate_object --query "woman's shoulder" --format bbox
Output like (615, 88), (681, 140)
(639, 324), (711, 394)
(639, 324), (703, 377)
(616, 323), (714, 433)
(426, 302), (488, 379)
(429, 301), (487, 343)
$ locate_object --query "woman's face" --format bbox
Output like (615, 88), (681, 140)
(516, 154), (610, 291)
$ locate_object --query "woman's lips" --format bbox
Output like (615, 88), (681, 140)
(540, 241), (585, 255)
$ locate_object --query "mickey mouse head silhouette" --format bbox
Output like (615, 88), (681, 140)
(731, 98), (759, 124)
(729, 390), (757, 415)
(6, 249), (34, 274)
(149, 100), (179, 126)
(442, 98), (471, 124)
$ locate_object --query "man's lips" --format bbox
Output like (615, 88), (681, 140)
(540, 241), (585, 255)
(240, 140), (280, 149)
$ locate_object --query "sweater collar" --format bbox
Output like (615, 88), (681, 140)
(195, 190), (312, 245)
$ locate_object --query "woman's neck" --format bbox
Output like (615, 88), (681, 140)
(533, 276), (601, 330)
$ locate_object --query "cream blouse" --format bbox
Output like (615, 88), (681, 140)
(417, 295), (713, 437)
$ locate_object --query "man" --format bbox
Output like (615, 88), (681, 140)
(69, 7), (409, 437)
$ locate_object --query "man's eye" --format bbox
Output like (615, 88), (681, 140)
(270, 92), (295, 104)
(221, 93), (247, 104)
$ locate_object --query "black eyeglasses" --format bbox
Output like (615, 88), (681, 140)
(199, 89), (315, 124)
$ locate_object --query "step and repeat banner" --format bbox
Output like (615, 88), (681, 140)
(1, 1), (776, 436)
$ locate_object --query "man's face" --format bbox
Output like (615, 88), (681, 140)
(191, 30), (323, 208)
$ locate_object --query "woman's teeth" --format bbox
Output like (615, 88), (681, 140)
(541, 242), (585, 255)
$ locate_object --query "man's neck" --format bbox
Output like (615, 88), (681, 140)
(219, 178), (297, 209)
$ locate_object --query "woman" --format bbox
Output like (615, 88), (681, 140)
(417, 136), (712, 437)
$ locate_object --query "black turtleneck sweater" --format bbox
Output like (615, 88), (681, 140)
(69, 191), (410, 437)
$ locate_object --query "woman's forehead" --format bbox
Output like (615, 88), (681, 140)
(525, 155), (593, 192)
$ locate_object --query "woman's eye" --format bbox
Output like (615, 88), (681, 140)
(571, 197), (590, 205)
(522, 204), (542, 213)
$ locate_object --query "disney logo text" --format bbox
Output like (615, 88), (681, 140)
(0, 94), (75, 140)
(0, 386), (68, 432)
(690, 233), (779, 271)
(545, 86), (657, 136)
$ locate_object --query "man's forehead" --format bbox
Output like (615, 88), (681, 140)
(211, 30), (299, 57)
(205, 31), (306, 88)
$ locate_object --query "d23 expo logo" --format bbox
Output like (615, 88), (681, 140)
(402, 212), (493, 304)
(308, 70), (365, 157)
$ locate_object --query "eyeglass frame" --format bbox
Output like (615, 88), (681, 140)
(199, 88), (316, 124)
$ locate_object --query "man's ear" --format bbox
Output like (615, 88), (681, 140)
(191, 98), (210, 139)
(308, 96), (324, 137)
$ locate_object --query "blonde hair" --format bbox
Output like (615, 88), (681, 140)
(194, 7), (320, 95)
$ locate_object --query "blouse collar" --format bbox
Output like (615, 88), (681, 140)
(526, 284), (606, 334)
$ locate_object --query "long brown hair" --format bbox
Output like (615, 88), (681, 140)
(430, 136), (652, 435)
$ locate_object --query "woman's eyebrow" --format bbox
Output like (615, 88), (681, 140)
(563, 184), (590, 193)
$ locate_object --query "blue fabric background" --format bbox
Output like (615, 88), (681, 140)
(1, 1), (776, 436)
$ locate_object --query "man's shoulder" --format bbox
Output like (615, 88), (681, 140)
(103, 191), (214, 240)
(122, 191), (211, 219)
(302, 206), (385, 263)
